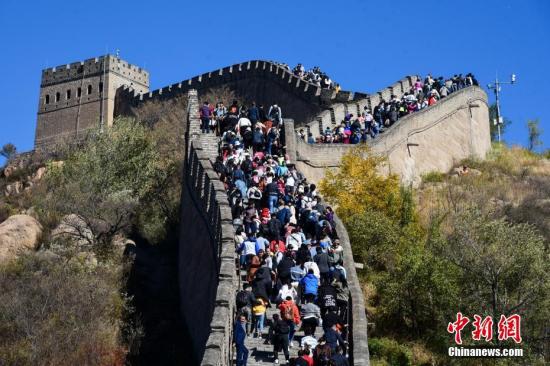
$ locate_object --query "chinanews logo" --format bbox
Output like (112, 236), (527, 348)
(446, 312), (524, 358)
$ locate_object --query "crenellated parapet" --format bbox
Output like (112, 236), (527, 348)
(301, 75), (419, 139)
(35, 55), (150, 149)
(116, 60), (370, 125)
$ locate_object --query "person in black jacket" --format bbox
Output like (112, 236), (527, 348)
(258, 104), (268, 122)
(270, 313), (290, 364)
(252, 126), (265, 153)
(266, 180), (279, 213)
(252, 267), (272, 302)
(268, 213), (283, 240)
(314, 247), (331, 283)
(236, 284), (256, 335)
(277, 251), (295, 285)
(318, 282), (338, 316)
(330, 345), (349, 366)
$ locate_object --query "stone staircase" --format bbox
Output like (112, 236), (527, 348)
(235, 267), (324, 366)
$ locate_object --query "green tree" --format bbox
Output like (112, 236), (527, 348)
(0, 143), (16, 162)
(376, 243), (459, 339)
(37, 117), (180, 254)
(488, 104), (511, 142)
(444, 209), (549, 345)
(527, 119), (543, 152)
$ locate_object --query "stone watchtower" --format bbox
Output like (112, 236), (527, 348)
(34, 55), (149, 148)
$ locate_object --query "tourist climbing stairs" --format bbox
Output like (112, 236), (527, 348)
(234, 267), (324, 365)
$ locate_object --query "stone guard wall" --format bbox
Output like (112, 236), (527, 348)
(179, 90), (237, 366)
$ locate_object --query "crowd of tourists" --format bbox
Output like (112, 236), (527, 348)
(205, 101), (350, 365)
(299, 73), (479, 144)
(199, 100), (284, 136)
(275, 62), (339, 91)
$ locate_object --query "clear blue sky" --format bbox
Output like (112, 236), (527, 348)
(1, 0), (548, 162)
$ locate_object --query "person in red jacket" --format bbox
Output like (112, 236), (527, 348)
(278, 296), (300, 347)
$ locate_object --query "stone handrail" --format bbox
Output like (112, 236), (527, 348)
(332, 215), (370, 366)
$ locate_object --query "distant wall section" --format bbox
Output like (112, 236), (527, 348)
(288, 86), (490, 185)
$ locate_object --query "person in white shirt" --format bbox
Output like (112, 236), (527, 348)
(236, 115), (252, 134)
(303, 257), (320, 280)
(286, 228), (303, 251)
(277, 282), (298, 303)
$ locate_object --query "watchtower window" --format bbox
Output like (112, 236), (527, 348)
(66, 89), (71, 100)
(77, 87), (82, 98)
(87, 85), (92, 94)
(45, 95), (50, 105)
(99, 82), (103, 93)
(55, 92), (60, 102)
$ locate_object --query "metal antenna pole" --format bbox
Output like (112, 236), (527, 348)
(495, 74), (501, 143)
(487, 72), (516, 144)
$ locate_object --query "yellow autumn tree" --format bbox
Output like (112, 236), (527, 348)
(319, 144), (401, 220)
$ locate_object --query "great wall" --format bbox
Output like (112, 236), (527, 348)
(33, 57), (491, 365)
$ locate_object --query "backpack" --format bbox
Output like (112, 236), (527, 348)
(236, 290), (248, 308)
(282, 303), (294, 321)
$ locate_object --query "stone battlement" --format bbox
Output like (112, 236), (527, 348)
(35, 55), (150, 149)
(179, 90), (239, 365)
(115, 60), (365, 125)
(302, 75), (419, 139)
(41, 55), (149, 88)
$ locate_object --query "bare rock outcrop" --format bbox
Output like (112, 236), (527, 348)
(51, 214), (95, 246)
(0, 214), (43, 261)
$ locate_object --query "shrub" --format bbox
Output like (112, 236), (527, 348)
(368, 337), (412, 366)
(320, 145), (402, 221)
(421, 171), (444, 183)
(0, 252), (139, 365)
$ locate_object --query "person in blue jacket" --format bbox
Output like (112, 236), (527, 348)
(300, 268), (319, 300)
(234, 314), (249, 366)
